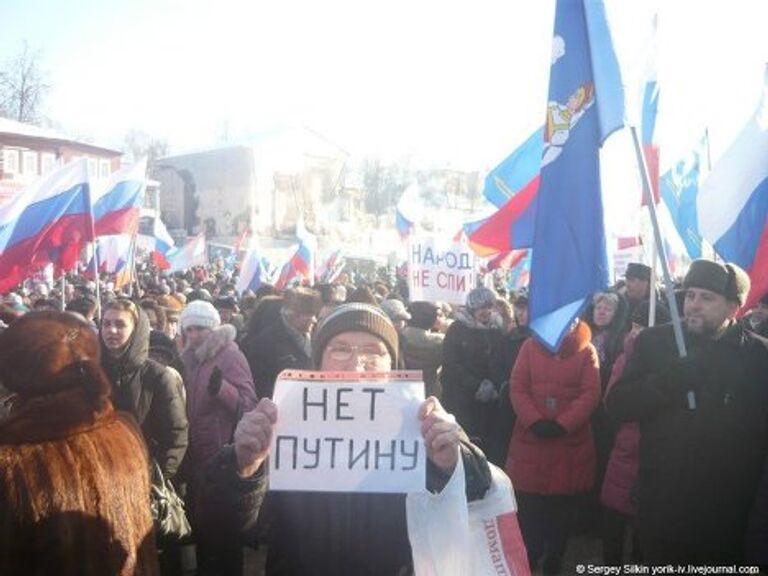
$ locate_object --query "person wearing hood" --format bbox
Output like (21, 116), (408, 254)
(100, 298), (188, 480)
(178, 300), (258, 576)
(580, 290), (631, 531)
(584, 291), (630, 389)
(441, 286), (505, 451)
(506, 319), (600, 574)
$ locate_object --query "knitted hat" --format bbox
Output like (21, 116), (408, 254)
(683, 259), (751, 305)
(466, 286), (497, 311)
(625, 262), (652, 281)
(312, 303), (399, 368)
(380, 299), (411, 322)
(179, 300), (221, 331)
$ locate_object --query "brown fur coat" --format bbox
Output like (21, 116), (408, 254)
(0, 387), (159, 575)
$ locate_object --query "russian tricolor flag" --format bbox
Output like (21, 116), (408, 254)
(275, 242), (315, 290)
(698, 67), (768, 310)
(317, 248), (345, 283)
(395, 207), (415, 240)
(137, 215), (175, 269)
(275, 218), (316, 290)
(92, 159), (147, 237)
(0, 158), (92, 293)
(166, 233), (207, 273)
(236, 245), (263, 294)
(236, 243), (280, 293)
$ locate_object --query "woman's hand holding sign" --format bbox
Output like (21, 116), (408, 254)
(235, 398), (278, 477)
(235, 393), (460, 480)
(420, 396), (460, 474)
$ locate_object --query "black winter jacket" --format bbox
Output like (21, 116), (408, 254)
(440, 311), (504, 448)
(101, 307), (189, 478)
(245, 315), (312, 399)
(607, 321), (768, 559)
(208, 438), (491, 575)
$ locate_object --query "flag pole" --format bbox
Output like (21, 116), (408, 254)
(130, 235), (140, 299)
(60, 274), (66, 311)
(630, 126), (686, 359)
(81, 158), (102, 320)
(92, 241), (102, 319)
(648, 238), (657, 327)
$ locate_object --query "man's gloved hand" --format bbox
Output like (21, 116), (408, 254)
(474, 379), (499, 403)
(208, 366), (223, 396)
(529, 419), (567, 439)
(656, 354), (704, 407)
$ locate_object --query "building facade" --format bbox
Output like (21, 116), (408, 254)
(0, 117), (122, 204)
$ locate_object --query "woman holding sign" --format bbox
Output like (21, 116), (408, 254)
(210, 303), (493, 575)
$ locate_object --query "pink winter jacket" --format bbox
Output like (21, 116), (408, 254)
(505, 321), (601, 495)
(181, 325), (258, 469)
(600, 333), (640, 515)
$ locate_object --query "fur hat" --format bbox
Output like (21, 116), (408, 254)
(683, 259), (751, 305)
(284, 287), (322, 316)
(625, 262), (652, 281)
(179, 300), (221, 331)
(380, 299), (411, 322)
(466, 286), (497, 311)
(408, 301), (439, 330)
(312, 303), (399, 368)
(0, 311), (110, 400)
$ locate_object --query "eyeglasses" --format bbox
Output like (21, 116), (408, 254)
(325, 344), (390, 367)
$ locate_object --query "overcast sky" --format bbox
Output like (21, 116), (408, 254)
(2, 0), (767, 172)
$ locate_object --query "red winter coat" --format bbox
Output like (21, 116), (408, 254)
(600, 333), (639, 515)
(505, 321), (600, 494)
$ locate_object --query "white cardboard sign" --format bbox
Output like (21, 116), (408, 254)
(408, 235), (477, 305)
(269, 370), (426, 493)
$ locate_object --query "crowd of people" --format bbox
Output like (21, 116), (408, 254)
(0, 256), (767, 575)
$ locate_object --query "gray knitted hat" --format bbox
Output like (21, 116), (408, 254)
(312, 303), (398, 368)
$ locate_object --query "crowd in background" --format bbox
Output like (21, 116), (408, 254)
(1, 256), (768, 575)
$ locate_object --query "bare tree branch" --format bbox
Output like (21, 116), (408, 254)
(0, 42), (50, 124)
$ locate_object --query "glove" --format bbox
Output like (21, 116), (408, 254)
(655, 354), (702, 407)
(474, 379), (499, 403)
(529, 419), (567, 439)
(208, 366), (223, 396)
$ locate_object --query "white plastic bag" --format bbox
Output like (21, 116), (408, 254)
(407, 461), (530, 576)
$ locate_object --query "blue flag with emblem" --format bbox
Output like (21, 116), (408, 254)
(528, 0), (625, 351)
(660, 134), (708, 259)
